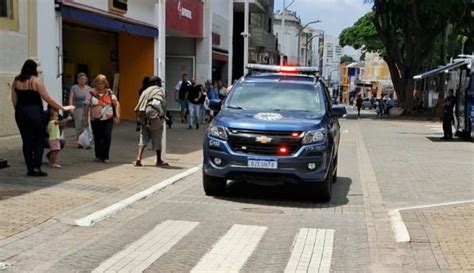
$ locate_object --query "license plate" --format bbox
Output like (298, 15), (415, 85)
(247, 157), (278, 169)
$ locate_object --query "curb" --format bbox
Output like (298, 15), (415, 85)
(75, 164), (202, 227)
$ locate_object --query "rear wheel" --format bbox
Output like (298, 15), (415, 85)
(203, 172), (226, 196)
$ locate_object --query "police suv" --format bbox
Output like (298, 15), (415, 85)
(203, 65), (346, 202)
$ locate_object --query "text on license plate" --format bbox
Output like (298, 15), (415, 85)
(247, 158), (278, 169)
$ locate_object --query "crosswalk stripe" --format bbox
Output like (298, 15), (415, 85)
(191, 224), (267, 273)
(92, 220), (199, 273)
(284, 228), (335, 273)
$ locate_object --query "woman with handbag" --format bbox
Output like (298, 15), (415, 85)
(68, 72), (91, 145)
(83, 74), (121, 163)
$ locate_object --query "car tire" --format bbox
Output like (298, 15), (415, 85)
(203, 172), (226, 196)
(308, 165), (333, 202)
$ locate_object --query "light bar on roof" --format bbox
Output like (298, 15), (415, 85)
(246, 64), (319, 73)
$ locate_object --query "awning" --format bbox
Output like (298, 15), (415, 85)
(212, 50), (228, 62)
(413, 60), (467, 80)
(61, 3), (158, 38)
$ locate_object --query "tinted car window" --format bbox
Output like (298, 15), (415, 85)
(226, 82), (324, 113)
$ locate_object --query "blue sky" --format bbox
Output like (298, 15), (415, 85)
(273, 0), (372, 38)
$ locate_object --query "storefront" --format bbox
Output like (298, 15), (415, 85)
(59, 1), (158, 119)
(165, 0), (203, 111)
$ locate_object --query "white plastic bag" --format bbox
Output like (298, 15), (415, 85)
(77, 127), (93, 147)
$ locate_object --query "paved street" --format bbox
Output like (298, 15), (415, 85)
(0, 115), (473, 273)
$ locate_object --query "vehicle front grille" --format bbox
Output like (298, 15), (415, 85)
(227, 128), (302, 156)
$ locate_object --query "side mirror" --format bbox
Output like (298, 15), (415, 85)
(331, 104), (346, 118)
(209, 99), (222, 111)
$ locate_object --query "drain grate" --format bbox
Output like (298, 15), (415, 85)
(240, 207), (284, 214)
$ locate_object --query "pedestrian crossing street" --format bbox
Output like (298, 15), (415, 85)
(92, 220), (335, 273)
(424, 124), (444, 133)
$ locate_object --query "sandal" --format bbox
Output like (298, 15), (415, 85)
(103, 159), (110, 164)
(51, 164), (62, 168)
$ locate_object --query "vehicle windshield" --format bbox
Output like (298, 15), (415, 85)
(225, 81), (324, 113)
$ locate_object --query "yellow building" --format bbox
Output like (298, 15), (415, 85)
(361, 52), (393, 98)
(339, 63), (360, 104)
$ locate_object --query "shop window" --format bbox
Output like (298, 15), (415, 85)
(0, 0), (18, 31)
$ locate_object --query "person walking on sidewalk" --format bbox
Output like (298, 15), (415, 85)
(186, 83), (203, 130)
(11, 59), (75, 176)
(356, 94), (363, 117)
(133, 76), (168, 167)
(441, 89), (456, 140)
(84, 74), (121, 163)
(175, 73), (191, 123)
(68, 72), (91, 144)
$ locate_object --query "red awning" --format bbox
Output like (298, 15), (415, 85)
(212, 50), (228, 62)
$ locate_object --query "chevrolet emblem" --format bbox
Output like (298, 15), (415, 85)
(256, 136), (272, 144)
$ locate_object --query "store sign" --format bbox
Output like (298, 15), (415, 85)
(178, 1), (192, 19)
(109, 0), (127, 14)
(167, 0), (203, 38)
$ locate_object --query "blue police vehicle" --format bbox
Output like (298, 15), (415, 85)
(203, 64), (346, 202)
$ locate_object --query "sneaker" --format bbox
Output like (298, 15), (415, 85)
(155, 160), (169, 167)
(134, 160), (143, 167)
(33, 170), (48, 177)
(187, 125), (192, 130)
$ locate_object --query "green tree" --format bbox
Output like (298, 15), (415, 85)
(340, 55), (355, 64)
(370, 0), (468, 111)
(339, 12), (384, 54)
(340, 1), (469, 111)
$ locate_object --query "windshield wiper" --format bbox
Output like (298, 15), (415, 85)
(227, 104), (244, 110)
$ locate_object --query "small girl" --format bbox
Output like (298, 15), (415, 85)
(47, 110), (62, 168)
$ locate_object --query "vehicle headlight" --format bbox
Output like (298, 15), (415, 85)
(302, 129), (327, 144)
(209, 125), (228, 140)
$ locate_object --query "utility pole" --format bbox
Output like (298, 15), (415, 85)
(280, 0), (286, 65)
(279, 0), (294, 65)
(242, 0), (250, 75)
(296, 20), (321, 65)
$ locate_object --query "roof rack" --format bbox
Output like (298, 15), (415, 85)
(246, 64), (319, 74)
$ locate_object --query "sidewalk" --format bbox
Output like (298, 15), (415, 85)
(0, 121), (205, 240)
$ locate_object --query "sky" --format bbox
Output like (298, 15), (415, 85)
(273, 0), (372, 41)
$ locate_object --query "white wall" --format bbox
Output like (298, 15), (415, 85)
(196, 0), (212, 83)
(37, 0), (62, 106)
(72, 0), (157, 26)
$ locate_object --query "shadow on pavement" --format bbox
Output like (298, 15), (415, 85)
(215, 176), (352, 208)
(425, 136), (468, 143)
(0, 121), (205, 201)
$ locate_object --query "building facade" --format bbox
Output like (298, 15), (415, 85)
(361, 52), (393, 98)
(0, 0), (33, 140)
(321, 34), (342, 89)
(273, 9), (301, 65)
(233, 0), (277, 81)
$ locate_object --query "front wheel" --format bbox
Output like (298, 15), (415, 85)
(308, 166), (333, 202)
(203, 172), (226, 196)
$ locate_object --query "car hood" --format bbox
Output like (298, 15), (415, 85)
(214, 109), (324, 131)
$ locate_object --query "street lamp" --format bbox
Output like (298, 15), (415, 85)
(304, 33), (324, 66)
(296, 20), (321, 65)
(279, 0), (295, 65)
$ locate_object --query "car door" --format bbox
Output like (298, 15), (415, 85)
(319, 82), (340, 158)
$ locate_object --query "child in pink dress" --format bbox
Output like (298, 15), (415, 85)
(47, 110), (62, 168)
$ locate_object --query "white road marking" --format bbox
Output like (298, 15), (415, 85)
(389, 199), (474, 243)
(284, 228), (335, 273)
(75, 165), (202, 227)
(191, 224), (267, 273)
(92, 220), (199, 273)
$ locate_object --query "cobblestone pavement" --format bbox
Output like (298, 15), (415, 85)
(0, 121), (203, 240)
(0, 117), (472, 272)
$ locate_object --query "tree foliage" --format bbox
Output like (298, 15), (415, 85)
(340, 55), (355, 64)
(340, 0), (470, 111)
(339, 12), (383, 54)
